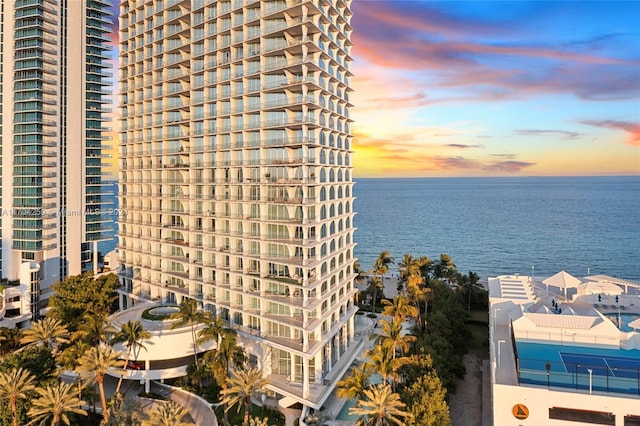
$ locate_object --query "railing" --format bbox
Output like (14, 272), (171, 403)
(518, 357), (640, 396)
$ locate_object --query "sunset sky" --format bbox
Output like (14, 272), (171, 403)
(106, 1), (640, 178)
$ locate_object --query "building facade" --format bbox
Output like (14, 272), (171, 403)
(0, 0), (113, 326)
(489, 273), (640, 426)
(117, 0), (358, 411)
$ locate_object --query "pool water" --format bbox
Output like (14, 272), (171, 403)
(335, 373), (383, 421)
(354, 314), (372, 331)
(604, 313), (640, 332)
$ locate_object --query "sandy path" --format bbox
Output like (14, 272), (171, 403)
(449, 353), (483, 426)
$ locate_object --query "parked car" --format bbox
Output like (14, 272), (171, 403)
(126, 361), (143, 370)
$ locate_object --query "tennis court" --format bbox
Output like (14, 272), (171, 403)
(561, 352), (640, 378)
(516, 341), (640, 395)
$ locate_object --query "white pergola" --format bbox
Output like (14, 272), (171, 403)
(543, 271), (582, 299)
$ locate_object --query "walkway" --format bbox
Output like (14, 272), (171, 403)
(95, 375), (216, 426)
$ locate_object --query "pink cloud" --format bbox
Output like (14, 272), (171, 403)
(483, 161), (537, 173)
(428, 156), (481, 170)
(444, 144), (484, 149)
(580, 120), (640, 146)
(513, 129), (584, 139)
(351, 2), (640, 103)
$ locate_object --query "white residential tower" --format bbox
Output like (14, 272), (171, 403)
(0, 0), (113, 325)
(117, 0), (359, 413)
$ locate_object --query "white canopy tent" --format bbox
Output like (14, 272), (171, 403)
(578, 281), (624, 296)
(542, 271), (582, 299)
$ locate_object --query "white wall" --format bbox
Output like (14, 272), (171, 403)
(493, 383), (640, 426)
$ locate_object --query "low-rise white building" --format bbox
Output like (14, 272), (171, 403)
(489, 272), (640, 426)
(0, 262), (41, 328)
(108, 302), (218, 393)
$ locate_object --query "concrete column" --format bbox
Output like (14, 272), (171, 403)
(93, 241), (99, 274)
(314, 352), (322, 384)
(145, 360), (151, 393)
(303, 356), (310, 398)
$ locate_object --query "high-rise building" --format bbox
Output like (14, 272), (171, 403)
(117, 0), (359, 412)
(0, 0), (113, 325)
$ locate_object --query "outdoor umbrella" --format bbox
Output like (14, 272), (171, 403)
(628, 317), (640, 331)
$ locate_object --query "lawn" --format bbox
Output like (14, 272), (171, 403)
(466, 309), (489, 354)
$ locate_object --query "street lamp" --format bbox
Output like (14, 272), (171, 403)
(531, 265), (535, 284)
(587, 369), (593, 394)
(546, 361), (551, 388)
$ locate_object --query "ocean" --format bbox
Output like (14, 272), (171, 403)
(352, 176), (640, 282)
(101, 176), (640, 282)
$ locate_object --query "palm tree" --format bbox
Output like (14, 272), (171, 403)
(374, 318), (416, 360)
(397, 253), (416, 294)
(353, 260), (368, 305)
(417, 255), (434, 280)
(349, 383), (410, 426)
(401, 269), (424, 329)
(204, 331), (247, 426)
(27, 382), (87, 426)
(249, 417), (270, 426)
(365, 343), (393, 385)
(381, 296), (418, 322)
(370, 251), (394, 315)
(458, 271), (481, 312)
(197, 313), (230, 349)
(365, 343), (408, 388)
(337, 363), (373, 403)
(353, 260), (367, 286)
(434, 253), (456, 284)
(0, 326), (23, 357)
(170, 299), (206, 368)
(20, 317), (69, 353)
(111, 319), (151, 394)
(220, 368), (268, 426)
(365, 276), (384, 315)
(76, 343), (124, 424)
(56, 340), (90, 407)
(71, 313), (116, 346)
(0, 367), (36, 426)
(57, 339), (91, 372)
(142, 401), (194, 426)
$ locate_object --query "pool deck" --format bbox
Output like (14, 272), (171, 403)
(321, 313), (394, 425)
(494, 323), (519, 386)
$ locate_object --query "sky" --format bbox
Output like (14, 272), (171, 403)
(105, 1), (640, 178)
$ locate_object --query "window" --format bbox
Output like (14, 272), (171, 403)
(625, 415), (640, 426)
(549, 407), (615, 425)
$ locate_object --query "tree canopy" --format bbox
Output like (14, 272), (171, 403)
(47, 273), (119, 332)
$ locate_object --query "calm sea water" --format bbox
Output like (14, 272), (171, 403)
(101, 176), (640, 282)
(353, 176), (640, 282)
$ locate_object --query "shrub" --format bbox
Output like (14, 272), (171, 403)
(141, 307), (171, 321)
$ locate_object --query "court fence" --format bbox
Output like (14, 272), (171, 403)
(517, 357), (640, 396)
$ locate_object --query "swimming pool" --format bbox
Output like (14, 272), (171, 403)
(354, 314), (373, 331)
(516, 341), (640, 395)
(335, 373), (383, 421)
(604, 312), (640, 332)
